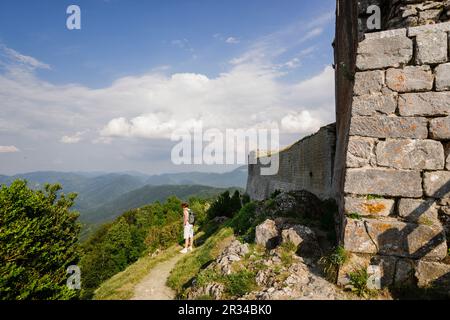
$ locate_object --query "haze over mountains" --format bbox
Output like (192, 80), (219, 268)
(0, 167), (247, 225)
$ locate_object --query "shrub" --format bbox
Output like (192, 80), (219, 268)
(0, 180), (81, 300)
(319, 246), (349, 282)
(348, 268), (375, 298)
(225, 270), (257, 297)
(207, 190), (242, 219)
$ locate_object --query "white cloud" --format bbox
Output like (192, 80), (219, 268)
(0, 145), (20, 153)
(0, 44), (50, 70)
(61, 131), (85, 144)
(226, 37), (240, 44)
(281, 111), (323, 134)
(0, 10), (335, 168)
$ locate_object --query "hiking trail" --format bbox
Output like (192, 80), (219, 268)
(131, 253), (184, 300)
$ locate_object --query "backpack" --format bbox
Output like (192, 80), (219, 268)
(188, 209), (196, 225)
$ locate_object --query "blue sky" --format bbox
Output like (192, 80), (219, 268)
(0, 0), (336, 175)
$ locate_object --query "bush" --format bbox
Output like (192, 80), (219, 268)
(319, 246), (349, 282)
(226, 270), (257, 297)
(228, 202), (261, 242)
(208, 190), (242, 219)
(0, 180), (81, 300)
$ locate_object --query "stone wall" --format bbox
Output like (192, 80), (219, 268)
(246, 124), (336, 201)
(337, 7), (450, 288)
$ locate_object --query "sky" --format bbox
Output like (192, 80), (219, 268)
(0, 0), (336, 175)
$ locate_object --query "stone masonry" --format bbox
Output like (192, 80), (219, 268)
(339, 16), (450, 288)
(246, 124), (336, 201)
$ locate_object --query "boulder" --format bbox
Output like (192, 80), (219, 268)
(281, 225), (322, 259)
(255, 219), (279, 249)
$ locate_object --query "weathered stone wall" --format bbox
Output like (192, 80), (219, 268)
(246, 124), (336, 201)
(337, 1), (450, 288)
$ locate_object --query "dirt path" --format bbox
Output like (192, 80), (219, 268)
(131, 253), (184, 300)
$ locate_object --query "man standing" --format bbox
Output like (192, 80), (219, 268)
(180, 203), (194, 254)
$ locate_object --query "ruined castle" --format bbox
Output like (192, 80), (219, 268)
(247, 0), (450, 289)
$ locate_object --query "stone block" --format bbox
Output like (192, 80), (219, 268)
(352, 94), (397, 116)
(424, 171), (450, 198)
(344, 196), (394, 217)
(436, 63), (450, 91)
(344, 218), (447, 259)
(344, 168), (423, 198)
(399, 92), (450, 116)
(353, 71), (384, 96)
(386, 66), (434, 92)
(415, 260), (450, 288)
(356, 36), (413, 70)
(415, 31), (448, 64)
(398, 198), (439, 223)
(376, 139), (444, 170)
(346, 136), (376, 168)
(349, 116), (428, 139)
(430, 117), (450, 140)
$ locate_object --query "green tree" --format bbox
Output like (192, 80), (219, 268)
(0, 180), (81, 300)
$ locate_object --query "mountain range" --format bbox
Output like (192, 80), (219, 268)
(0, 167), (247, 225)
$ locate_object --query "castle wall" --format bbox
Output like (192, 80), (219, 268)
(246, 124), (336, 201)
(336, 0), (450, 288)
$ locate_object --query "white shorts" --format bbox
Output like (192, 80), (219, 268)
(184, 223), (194, 240)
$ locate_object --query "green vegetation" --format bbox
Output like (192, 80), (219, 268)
(346, 212), (363, 220)
(0, 180), (81, 300)
(279, 242), (297, 267)
(167, 227), (234, 297)
(83, 185), (241, 224)
(348, 268), (376, 298)
(207, 190), (242, 219)
(366, 195), (383, 200)
(79, 196), (204, 299)
(319, 246), (349, 282)
(93, 245), (180, 300)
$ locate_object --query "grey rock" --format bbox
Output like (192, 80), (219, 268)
(255, 219), (279, 249)
(415, 31), (448, 64)
(353, 70), (384, 96)
(424, 171), (450, 198)
(399, 92), (450, 117)
(344, 218), (447, 259)
(415, 260), (450, 288)
(376, 139), (444, 170)
(349, 116), (428, 139)
(344, 168), (423, 197)
(281, 225), (322, 259)
(386, 66), (434, 92)
(408, 21), (450, 36)
(356, 36), (413, 70)
(352, 94), (397, 116)
(344, 196), (395, 217)
(436, 63), (450, 91)
(346, 136), (376, 168)
(430, 117), (450, 140)
(398, 198), (439, 223)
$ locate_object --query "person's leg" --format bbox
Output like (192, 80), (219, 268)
(180, 225), (189, 253)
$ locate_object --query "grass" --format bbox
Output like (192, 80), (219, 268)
(167, 227), (234, 297)
(348, 268), (377, 298)
(346, 212), (363, 220)
(226, 270), (258, 297)
(319, 246), (350, 282)
(279, 241), (297, 267)
(93, 245), (181, 300)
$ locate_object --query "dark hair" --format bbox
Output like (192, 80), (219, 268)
(181, 203), (189, 208)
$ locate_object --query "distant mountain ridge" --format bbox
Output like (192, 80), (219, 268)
(0, 167), (247, 225)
